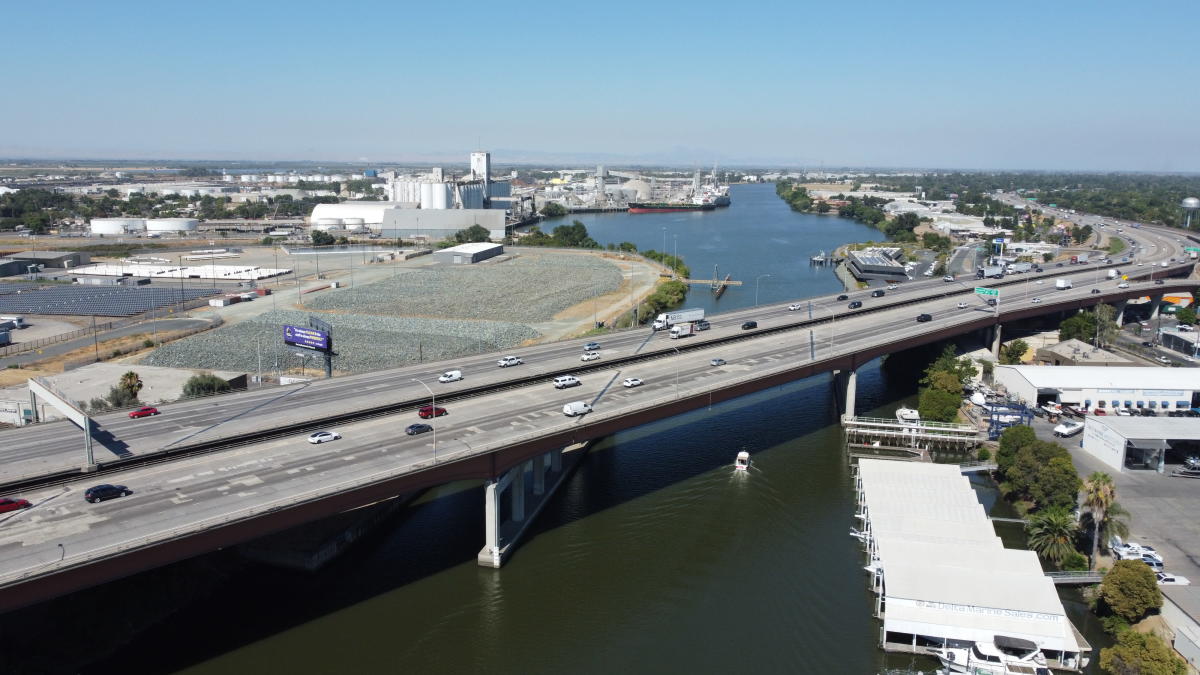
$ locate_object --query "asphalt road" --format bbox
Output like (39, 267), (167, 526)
(0, 318), (212, 370)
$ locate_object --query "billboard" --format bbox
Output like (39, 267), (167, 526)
(283, 324), (331, 352)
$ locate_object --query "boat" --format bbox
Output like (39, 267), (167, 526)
(896, 407), (921, 424)
(734, 451), (751, 471)
(935, 637), (1051, 675)
(628, 201), (717, 213)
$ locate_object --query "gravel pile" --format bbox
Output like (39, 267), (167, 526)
(302, 252), (623, 322)
(140, 310), (538, 374)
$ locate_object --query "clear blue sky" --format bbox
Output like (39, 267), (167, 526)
(4, 0), (1198, 171)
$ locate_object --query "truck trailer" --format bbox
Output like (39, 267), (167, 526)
(976, 265), (1004, 279)
(652, 308), (705, 331)
(1006, 262), (1033, 274)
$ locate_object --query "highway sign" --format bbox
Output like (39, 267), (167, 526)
(974, 287), (999, 297)
(1186, 247), (1200, 253)
(283, 324), (332, 352)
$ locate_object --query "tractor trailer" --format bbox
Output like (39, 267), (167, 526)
(653, 308), (705, 331)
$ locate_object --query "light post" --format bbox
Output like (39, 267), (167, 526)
(412, 378), (436, 458)
(755, 274), (771, 307)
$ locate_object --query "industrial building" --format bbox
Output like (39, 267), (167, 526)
(5, 250), (90, 269)
(846, 248), (907, 281)
(1160, 328), (1200, 359)
(1034, 339), (1131, 367)
(994, 365), (1200, 413)
(0, 259), (27, 277)
(381, 209), (504, 241)
(857, 459), (1088, 670)
(433, 243), (504, 265)
(1081, 416), (1200, 472)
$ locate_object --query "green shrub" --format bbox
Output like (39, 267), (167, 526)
(976, 448), (991, 462)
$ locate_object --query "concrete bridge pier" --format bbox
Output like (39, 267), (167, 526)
(478, 443), (588, 568)
(1149, 294), (1165, 320)
(990, 324), (1003, 360)
(1114, 300), (1128, 325)
(833, 368), (858, 421)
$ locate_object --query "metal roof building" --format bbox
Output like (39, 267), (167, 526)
(855, 459), (1087, 670)
(994, 365), (1200, 413)
(433, 242), (504, 265)
(1082, 416), (1200, 472)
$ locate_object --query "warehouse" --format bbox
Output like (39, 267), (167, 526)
(381, 209), (505, 241)
(1081, 416), (1200, 472)
(433, 242), (504, 265)
(994, 365), (1200, 414)
(1160, 328), (1200, 360)
(6, 250), (91, 269)
(1034, 339), (1130, 367)
(846, 248), (907, 281)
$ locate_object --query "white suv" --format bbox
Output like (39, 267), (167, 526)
(553, 375), (581, 389)
(497, 356), (523, 367)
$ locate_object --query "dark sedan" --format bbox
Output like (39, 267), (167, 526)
(405, 423), (433, 436)
(84, 484), (130, 503)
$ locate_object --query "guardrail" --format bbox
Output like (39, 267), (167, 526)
(1045, 570), (1105, 584)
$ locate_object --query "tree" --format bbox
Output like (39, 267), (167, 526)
(918, 387), (962, 423)
(1059, 313), (1097, 342)
(1093, 304), (1119, 346)
(539, 202), (567, 218)
(999, 338), (1029, 365)
(1176, 306), (1196, 326)
(1029, 455), (1083, 510)
(1101, 560), (1163, 623)
(1025, 507), (1078, 567)
(1082, 472), (1116, 568)
(453, 224), (491, 243)
(997, 425), (1037, 475)
(311, 230), (335, 246)
(182, 373), (232, 398)
(1100, 630), (1186, 675)
(118, 371), (144, 400)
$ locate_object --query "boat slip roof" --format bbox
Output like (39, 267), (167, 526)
(857, 458), (1079, 652)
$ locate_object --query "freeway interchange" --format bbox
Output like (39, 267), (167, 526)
(0, 220), (1192, 609)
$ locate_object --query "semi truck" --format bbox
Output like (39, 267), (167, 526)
(1055, 279), (1073, 290)
(976, 265), (1004, 279)
(669, 322), (697, 339)
(652, 308), (704, 331)
(1190, 251), (1198, 260)
(1006, 262), (1033, 274)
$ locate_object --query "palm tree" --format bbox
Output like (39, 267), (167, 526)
(1026, 508), (1078, 567)
(118, 371), (143, 398)
(1082, 472), (1116, 568)
(1097, 502), (1131, 554)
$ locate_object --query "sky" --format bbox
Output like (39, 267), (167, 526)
(3, 0), (1199, 171)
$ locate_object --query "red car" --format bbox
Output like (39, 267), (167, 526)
(418, 406), (448, 419)
(128, 406), (160, 419)
(0, 497), (32, 513)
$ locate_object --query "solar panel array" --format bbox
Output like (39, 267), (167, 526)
(0, 286), (219, 317)
(0, 283), (36, 296)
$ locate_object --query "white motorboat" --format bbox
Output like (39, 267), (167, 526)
(896, 407), (921, 424)
(936, 637), (1051, 675)
(734, 451), (750, 471)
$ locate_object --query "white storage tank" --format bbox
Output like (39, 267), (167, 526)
(146, 218), (199, 233)
(90, 218), (145, 235)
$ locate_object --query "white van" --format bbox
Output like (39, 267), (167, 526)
(562, 401), (593, 416)
(553, 375), (580, 389)
(438, 370), (463, 383)
(1107, 270), (1118, 279)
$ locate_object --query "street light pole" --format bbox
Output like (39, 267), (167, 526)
(755, 274), (771, 307)
(412, 378), (436, 459)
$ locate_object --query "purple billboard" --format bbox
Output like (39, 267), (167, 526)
(283, 324), (331, 352)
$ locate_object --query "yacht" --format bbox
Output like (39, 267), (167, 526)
(936, 637), (1051, 675)
(896, 407), (921, 424)
(734, 451), (750, 471)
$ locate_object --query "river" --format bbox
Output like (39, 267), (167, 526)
(53, 184), (1107, 673)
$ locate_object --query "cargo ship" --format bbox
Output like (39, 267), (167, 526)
(628, 200), (717, 213)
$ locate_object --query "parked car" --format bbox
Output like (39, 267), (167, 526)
(848, 301), (863, 309)
(581, 351), (601, 361)
(710, 358), (726, 367)
(787, 303), (802, 311)
(0, 497), (31, 513)
(418, 406), (448, 419)
(307, 430), (342, 444)
(1157, 572), (1191, 586)
(621, 377), (643, 388)
(1094, 408), (1107, 415)
(741, 321), (758, 330)
(438, 370), (463, 383)
(584, 341), (601, 351)
(405, 423), (433, 436)
(84, 484), (131, 503)
(1142, 341), (1154, 347)
(916, 313), (932, 323)
(496, 356), (523, 367)
(128, 406), (159, 419)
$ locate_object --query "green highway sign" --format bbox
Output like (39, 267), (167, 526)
(975, 287), (999, 297)
(1186, 247), (1200, 253)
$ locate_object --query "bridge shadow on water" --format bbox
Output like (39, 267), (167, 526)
(62, 356), (931, 674)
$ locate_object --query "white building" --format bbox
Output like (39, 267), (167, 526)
(1081, 416), (1200, 472)
(994, 365), (1200, 414)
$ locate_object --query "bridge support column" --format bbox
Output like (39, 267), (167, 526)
(844, 369), (857, 420)
(478, 443), (591, 569)
(1114, 300), (1127, 326)
(991, 324), (1003, 360)
(1149, 294), (1164, 320)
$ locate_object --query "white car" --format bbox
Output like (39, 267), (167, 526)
(1031, 297), (1042, 303)
(1117, 282), (1129, 289)
(497, 356), (523, 368)
(581, 351), (600, 362)
(957, 302), (968, 309)
(562, 401), (593, 417)
(1035, 280), (1043, 285)
(942, 275), (955, 282)
(438, 370), (463, 383)
(307, 430), (341, 444)
(787, 303), (802, 311)
(1157, 572), (1191, 586)
(622, 377), (643, 388)
(886, 284), (898, 290)
(1158, 356), (1171, 364)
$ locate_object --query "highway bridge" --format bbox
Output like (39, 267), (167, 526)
(0, 221), (1194, 612)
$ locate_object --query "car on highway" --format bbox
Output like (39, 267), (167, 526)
(1056, 262), (1064, 267)
(1155, 279), (1165, 285)
(438, 370), (463, 383)
(1035, 280), (1043, 284)
(584, 342), (601, 351)
(916, 313), (932, 323)
(562, 401), (593, 417)
(1157, 572), (1191, 586)
(1031, 297), (1042, 303)
(848, 300), (862, 309)
(836, 294), (848, 301)
(622, 377), (643, 388)
(128, 406), (160, 419)
(496, 356), (523, 368)
(418, 405), (448, 418)
(0, 497), (32, 513)
(710, 358), (726, 367)
(942, 275), (954, 282)
(405, 423), (433, 436)
(307, 430), (342, 444)
(986, 298), (996, 306)
(1116, 282), (1129, 289)
(84, 484), (131, 503)
(886, 284), (898, 290)
(1142, 341), (1155, 347)
(957, 302), (968, 309)
(1158, 356), (1171, 364)
(871, 289), (885, 297)
(787, 303), (802, 311)
(581, 351), (600, 361)
(741, 321), (758, 330)
(553, 375), (581, 389)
